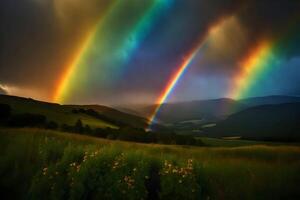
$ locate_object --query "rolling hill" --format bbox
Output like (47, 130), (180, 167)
(124, 98), (246, 124)
(207, 103), (300, 141)
(0, 95), (147, 129)
(123, 95), (300, 124)
(239, 95), (300, 107)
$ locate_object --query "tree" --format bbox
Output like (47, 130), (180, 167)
(61, 124), (72, 132)
(74, 119), (83, 133)
(84, 124), (91, 134)
(8, 113), (46, 127)
(45, 121), (58, 130)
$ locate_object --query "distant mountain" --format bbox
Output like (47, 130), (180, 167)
(207, 103), (300, 141)
(0, 95), (147, 129)
(157, 98), (246, 123)
(239, 95), (300, 107)
(124, 98), (246, 124)
(125, 95), (300, 124)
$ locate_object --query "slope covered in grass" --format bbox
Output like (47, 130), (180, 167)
(0, 95), (147, 129)
(1, 128), (300, 199)
(65, 105), (148, 129)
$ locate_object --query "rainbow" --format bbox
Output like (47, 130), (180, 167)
(54, 30), (96, 103)
(229, 40), (275, 99)
(53, 0), (171, 104)
(228, 14), (300, 100)
(53, 1), (118, 103)
(147, 40), (206, 129)
(147, 20), (229, 129)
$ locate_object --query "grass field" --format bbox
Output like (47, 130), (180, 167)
(1, 128), (300, 199)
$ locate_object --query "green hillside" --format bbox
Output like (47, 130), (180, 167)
(65, 105), (148, 129)
(0, 95), (147, 129)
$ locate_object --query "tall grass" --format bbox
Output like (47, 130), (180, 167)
(1, 128), (300, 199)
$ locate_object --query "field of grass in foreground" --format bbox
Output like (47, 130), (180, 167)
(1, 128), (300, 199)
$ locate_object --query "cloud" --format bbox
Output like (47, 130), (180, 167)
(0, 85), (7, 95)
(53, 0), (113, 28)
(201, 16), (249, 66)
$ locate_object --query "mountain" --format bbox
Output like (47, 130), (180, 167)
(124, 98), (246, 124)
(124, 95), (300, 124)
(239, 95), (300, 107)
(207, 103), (300, 141)
(156, 98), (246, 123)
(0, 95), (147, 129)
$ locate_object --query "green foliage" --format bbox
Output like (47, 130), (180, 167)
(45, 121), (59, 130)
(74, 119), (83, 134)
(8, 113), (46, 127)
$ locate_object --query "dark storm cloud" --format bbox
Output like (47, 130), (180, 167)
(1, 0), (59, 88)
(197, 0), (300, 72)
(0, 0), (112, 99)
(237, 0), (300, 59)
(238, 0), (300, 39)
(237, 0), (300, 56)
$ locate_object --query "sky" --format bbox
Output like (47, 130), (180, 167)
(0, 0), (300, 105)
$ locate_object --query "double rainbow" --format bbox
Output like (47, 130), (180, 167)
(54, 0), (171, 104)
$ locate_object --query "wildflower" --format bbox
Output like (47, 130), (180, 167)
(178, 179), (182, 184)
(124, 176), (129, 181)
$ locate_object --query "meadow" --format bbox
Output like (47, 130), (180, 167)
(1, 128), (300, 200)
